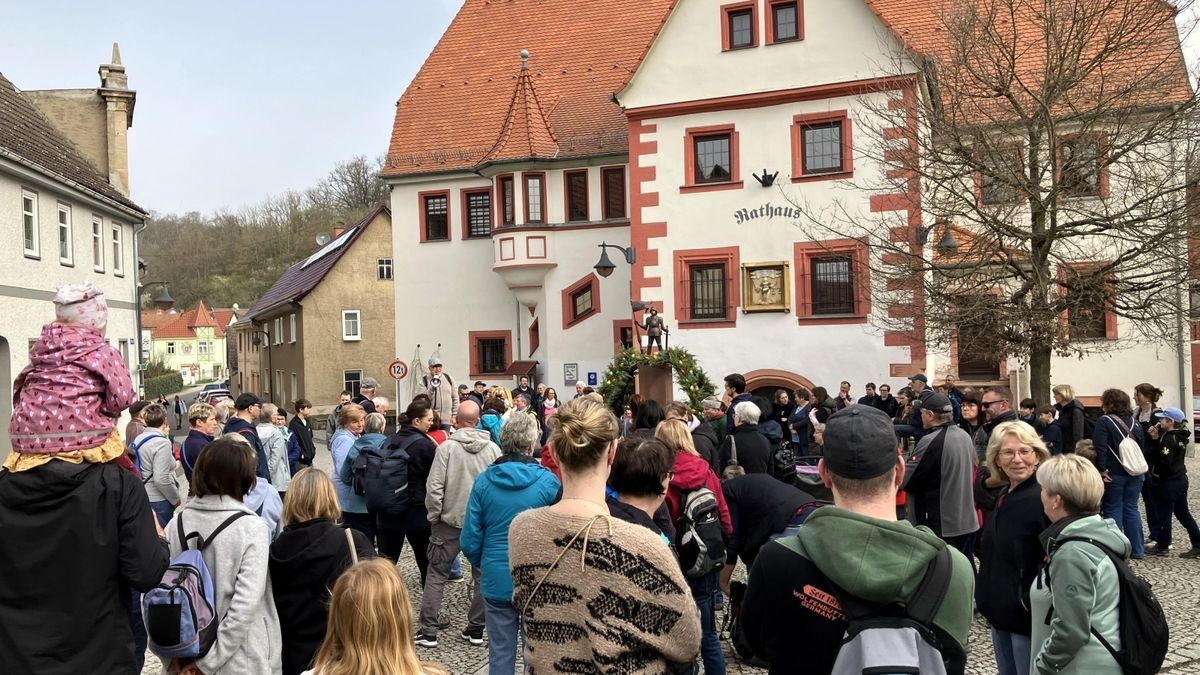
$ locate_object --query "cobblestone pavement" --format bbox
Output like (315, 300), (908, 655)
(143, 443), (1200, 675)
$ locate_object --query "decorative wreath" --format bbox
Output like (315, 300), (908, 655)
(598, 347), (717, 417)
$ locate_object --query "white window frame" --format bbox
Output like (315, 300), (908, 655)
(378, 258), (393, 280)
(343, 369), (363, 397)
(22, 189), (39, 258)
(166, 342), (176, 355)
(111, 223), (124, 276)
(91, 215), (104, 272)
(289, 314), (297, 343)
(342, 310), (361, 341)
(274, 317), (283, 345)
(118, 339), (130, 368)
(290, 373), (298, 402)
(198, 340), (211, 355)
(57, 203), (73, 265)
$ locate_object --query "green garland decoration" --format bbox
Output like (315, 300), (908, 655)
(597, 347), (717, 418)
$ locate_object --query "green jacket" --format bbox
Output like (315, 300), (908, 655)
(1030, 514), (1127, 675)
(797, 507), (976, 646)
(708, 415), (727, 445)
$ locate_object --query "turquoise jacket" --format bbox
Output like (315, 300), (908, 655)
(477, 411), (504, 446)
(459, 454), (560, 601)
(1030, 514), (1127, 675)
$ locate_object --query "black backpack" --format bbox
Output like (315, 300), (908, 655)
(1050, 537), (1168, 675)
(675, 487), (727, 578)
(354, 435), (419, 515)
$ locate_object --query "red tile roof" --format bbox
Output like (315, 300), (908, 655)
(152, 301), (229, 340)
(141, 310), (178, 330)
(382, 0), (677, 177)
(482, 58), (560, 165)
(212, 309), (238, 328)
(191, 300), (216, 328)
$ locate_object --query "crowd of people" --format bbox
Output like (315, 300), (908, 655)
(0, 283), (1192, 674)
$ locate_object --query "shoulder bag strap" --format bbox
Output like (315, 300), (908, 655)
(730, 436), (739, 466)
(1049, 535), (1126, 660)
(133, 435), (159, 484)
(1106, 414), (1131, 438)
(345, 527), (359, 565)
(199, 511), (253, 551)
(906, 547), (954, 624)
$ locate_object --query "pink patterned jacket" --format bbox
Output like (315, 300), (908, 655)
(9, 322), (136, 454)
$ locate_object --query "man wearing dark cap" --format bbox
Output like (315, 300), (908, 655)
(901, 393), (980, 558)
(224, 393), (270, 480)
(468, 381), (487, 407)
(742, 405), (974, 675)
(353, 377), (378, 414)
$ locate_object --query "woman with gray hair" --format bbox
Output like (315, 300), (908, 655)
(256, 402), (292, 498)
(716, 400), (772, 475)
(460, 412), (561, 674)
(1030, 454), (1126, 674)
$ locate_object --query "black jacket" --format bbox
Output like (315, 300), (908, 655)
(691, 423), (721, 475)
(719, 423), (773, 475)
(0, 461), (169, 675)
(287, 415), (317, 465)
(225, 415), (271, 480)
(975, 475), (1050, 634)
(722, 474), (813, 563)
(384, 426), (438, 506)
(873, 394), (900, 419)
(269, 519), (374, 675)
(1055, 399), (1087, 449)
(352, 393), (376, 415)
(1147, 426), (1191, 483)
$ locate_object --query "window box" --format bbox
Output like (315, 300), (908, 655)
(794, 240), (870, 324)
(673, 246), (740, 328)
(791, 111), (853, 182)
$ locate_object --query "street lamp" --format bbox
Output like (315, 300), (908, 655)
(594, 242), (637, 278)
(916, 220), (959, 250)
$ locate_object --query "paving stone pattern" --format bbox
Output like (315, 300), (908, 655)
(142, 441), (1200, 675)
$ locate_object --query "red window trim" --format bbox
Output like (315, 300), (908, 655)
(523, 172), (548, 224)
(1056, 133), (1110, 200)
(528, 318), (541, 356)
(974, 146), (1025, 206)
(496, 174), (516, 227)
(600, 165), (627, 220)
(468, 330), (513, 378)
(683, 124), (743, 193)
(1057, 262), (1118, 340)
(564, 169), (590, 223)
(674, 246), (740, 329)
(460, 187), (493, 239)
(766, 0), (804, 44)
(790, 111), (853, 183)
(612, 318), (637, 355)
(561, 272), (602, 329)
(721, 1), (758, 51)
(794, 239), (871, 324)
(417, 189), (451, 243)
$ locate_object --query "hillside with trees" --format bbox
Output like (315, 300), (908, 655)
(138, 155), (388, 309)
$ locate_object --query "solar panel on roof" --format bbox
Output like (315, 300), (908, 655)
(301, 227), (356, 269)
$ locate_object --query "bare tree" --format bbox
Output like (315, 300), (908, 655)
(789, 0), (1199, 403)
(308, 154), (388, 211)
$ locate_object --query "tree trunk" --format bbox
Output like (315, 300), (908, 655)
(1028, 343), (1053, 408)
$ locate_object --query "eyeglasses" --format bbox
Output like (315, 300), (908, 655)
(999, 448), (1037, 459)
(981, 399), (1009, 409)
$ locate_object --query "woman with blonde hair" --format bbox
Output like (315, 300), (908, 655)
(656, 418), (731, 675)
(1030, 454), (1126, 674)
(302, 558), (448, 675)
(329, 404), (372, 540)
(271, 468), (374, 675)
(975, 421), (1052, 675)
(509, 398), (700, 672)
(1052, 384), (1087, 449)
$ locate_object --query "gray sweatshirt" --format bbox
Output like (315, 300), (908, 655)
(165, 495), (283, 674)
(134, 428), (180, 505)
(425, 427), (501, 528)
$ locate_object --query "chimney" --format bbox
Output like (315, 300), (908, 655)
(333, 227), (345, 238)
(98, 43), (136, 196)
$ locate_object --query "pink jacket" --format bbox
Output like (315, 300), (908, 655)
(9, 323), (136, 454)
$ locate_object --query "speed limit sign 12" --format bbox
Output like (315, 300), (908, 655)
(388, 359), (409, 381)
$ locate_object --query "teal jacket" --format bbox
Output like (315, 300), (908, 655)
(459, 454), (560, 602)
(335, 432), (386, 514)
(1030, 514), (1127, 675)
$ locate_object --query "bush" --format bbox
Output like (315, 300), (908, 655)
(144, 372), (183, 400)
(143, 360), (174, 380)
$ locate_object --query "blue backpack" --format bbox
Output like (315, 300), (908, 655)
(143, 511), (250, 659)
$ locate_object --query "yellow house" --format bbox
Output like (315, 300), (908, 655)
(144, 300), (236, 384)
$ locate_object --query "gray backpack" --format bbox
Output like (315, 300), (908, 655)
(778, 537), (955, 675)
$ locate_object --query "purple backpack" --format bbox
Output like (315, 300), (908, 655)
(142, 511), (250, 659)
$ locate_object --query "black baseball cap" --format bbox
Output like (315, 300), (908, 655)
(822, 404), (899, 479)
(234, 393), (261, 410)
(923, 393), (953, 414)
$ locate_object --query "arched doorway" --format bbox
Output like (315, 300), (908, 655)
(0, 337), (10, 464)
(744, 368), (815, 400)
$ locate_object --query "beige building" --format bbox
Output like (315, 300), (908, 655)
(233, 206), (395, 409)
(0, 45), (146, 459)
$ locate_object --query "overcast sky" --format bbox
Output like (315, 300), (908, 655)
(2, 1), (1197, 216)
(1, 1), (459, 215)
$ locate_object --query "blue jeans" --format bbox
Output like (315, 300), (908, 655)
(484, 597), (523, 674)
(1102, 473), (1146, 557)
(689, 571), (725, 675)
(451, 554), (463, 578)
(149, 500), (176, 529)
(1152, 476), (1200, 549)
(990, 628), (1031, 675)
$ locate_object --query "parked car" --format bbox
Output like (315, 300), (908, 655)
(1192, 396), (1200, 435)
(201, 383), (225, 393)
(198, 388), (231, 404)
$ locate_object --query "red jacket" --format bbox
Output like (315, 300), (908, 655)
(9, 323), (135, 454)
(666, 451), (732, 535)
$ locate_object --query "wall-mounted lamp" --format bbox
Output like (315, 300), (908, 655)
(594, 242), (637, 278)
(752, 169), (778, 188)
(916, 219), (959, 250)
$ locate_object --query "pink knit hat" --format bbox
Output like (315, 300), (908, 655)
(53, 282), (108, 330)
